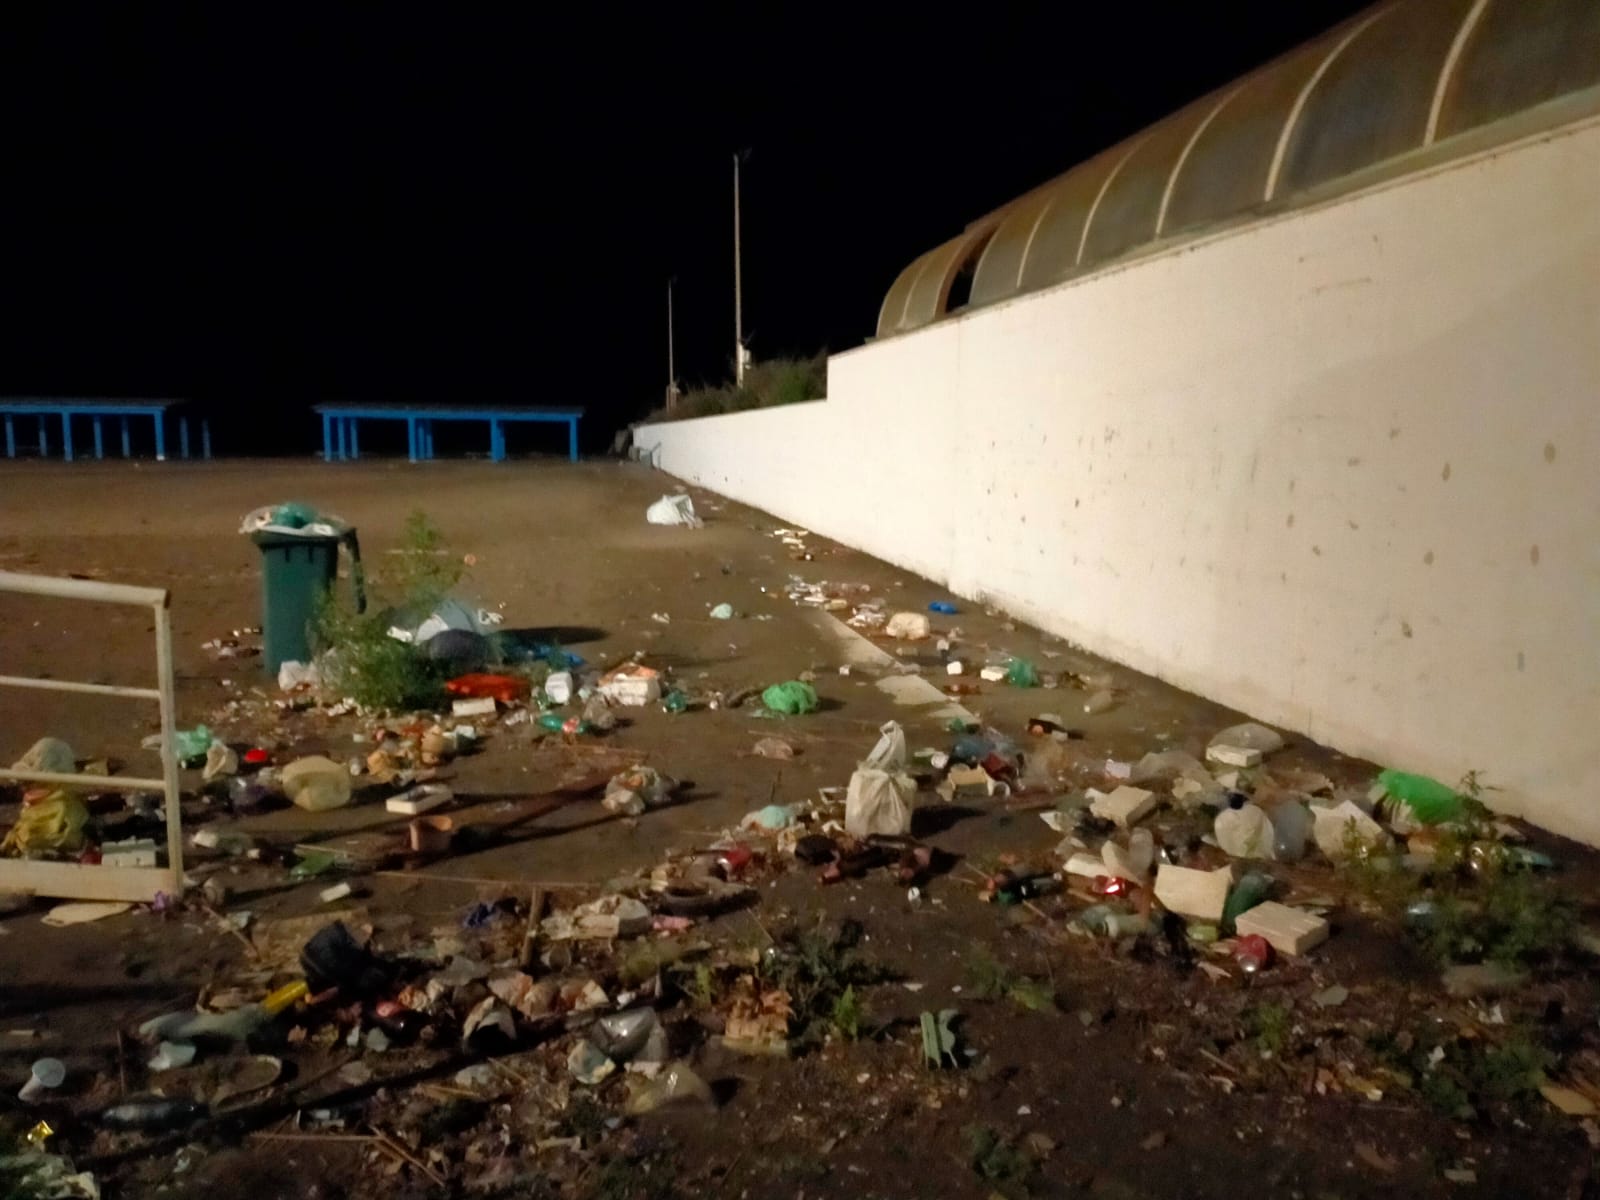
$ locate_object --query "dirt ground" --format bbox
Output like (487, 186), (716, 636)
(0, 458), (1597, 1199)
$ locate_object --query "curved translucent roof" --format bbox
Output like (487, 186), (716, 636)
(876, 0), (1600, 339)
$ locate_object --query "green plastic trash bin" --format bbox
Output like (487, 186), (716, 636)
(251, 529), (365, 672)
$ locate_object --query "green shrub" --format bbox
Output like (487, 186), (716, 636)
(311, 510), (466, 711)
(645, 354), (826, 423)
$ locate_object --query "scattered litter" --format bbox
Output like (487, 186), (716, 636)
(1206, 722), (1284, 766)
(567, 1040), (616, 1084)
(761, 680), (818, 715)
(1376, 769), (1464, 826)
(742, 804), (797, 832)
(646, 494), (702, 527)
(280, 755), (353, 812)
(1312, 800), (1390, 860)
(1006, 658), (1040, 688)
(276, 660), (320, 692)
(709, 603), (734, 620)
(845, 722), (915, 837)
(11, 737), (75, 777)
(1215, 801), (1276, 859)
(627, 1060), (714, 1113)
(1233, 902), (1329, 956)
(1153, 863), (1234, 922)
(1311, 984), (1349, 1009)
(600, 664), (663, 707)
(603, 767), (675, 817)
(885, 612), (931, 640)
(1541, 1084), (1599, 1116)
(542, 896), (652, 940)
(386, 784), (452, 815)
(2, 791), (88, 855)
(101, 837), (158, 868)
(752, 736), (797, 760)
(921, 1009), (960, 1068)
(17, 1057), (65, 1103)
(147, 1042), (197, 1072)
(42, 902), (131, 927)
(1089, 785), (1157, 829)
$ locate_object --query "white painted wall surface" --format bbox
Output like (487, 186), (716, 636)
(638, 119), (1600, 844)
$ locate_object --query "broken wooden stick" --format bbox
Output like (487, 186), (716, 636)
(518, 886), (548, 971)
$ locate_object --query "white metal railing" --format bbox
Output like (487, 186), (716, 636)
(0, 570), (184, 902)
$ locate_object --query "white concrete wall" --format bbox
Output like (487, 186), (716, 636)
(639, 118), (1600, 844)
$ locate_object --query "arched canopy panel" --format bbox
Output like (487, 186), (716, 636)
(878, 0), (1600, 339)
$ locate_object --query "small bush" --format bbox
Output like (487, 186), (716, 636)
(312, 510), (466, 711)
(758, 919), (889, 1049)
(645, 354), (826, 423)
(965, 949), (1057, 1013)
(963, 1125), (1036, 1194)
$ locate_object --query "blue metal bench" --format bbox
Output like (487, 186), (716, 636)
(312, 404), (584, 464)
(0, 398), (208, 462)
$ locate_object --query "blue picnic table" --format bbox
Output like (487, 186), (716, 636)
(0, 398), (209, 462)
(312, 404), (584, 464)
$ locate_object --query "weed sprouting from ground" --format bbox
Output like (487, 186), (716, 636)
(1247, 1001), (1292, 1056)
(965, 949), (1058, 1013)
(1371, 1024), (1554, 1119)
(963, 1124), (1036, 1195)
(1337, 805), (1576, 969)
(589, 1139), (681, 1200)
(312, 509), (466, 710)
(758, 919), (890, 1048)
(830, 985), (867, 1040)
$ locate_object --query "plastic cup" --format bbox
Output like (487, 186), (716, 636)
(18, 1057), (65, 1103)
(409, 815), (454, 854)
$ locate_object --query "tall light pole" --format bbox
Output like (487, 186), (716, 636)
(733, 150), (746, 385)
(666, 277), (678, 410)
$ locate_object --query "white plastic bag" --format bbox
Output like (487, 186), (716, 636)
(884, 612), (931, 640)
(845, 721), (915, 837)
(1214, 803), (1276, 859)
(281, 755), (353, 812)
(646, 495), (702, 528)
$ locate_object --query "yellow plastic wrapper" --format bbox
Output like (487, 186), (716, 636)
(1, 790), (89, 855)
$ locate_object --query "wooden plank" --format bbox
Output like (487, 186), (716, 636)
(0, 860), (175, 903)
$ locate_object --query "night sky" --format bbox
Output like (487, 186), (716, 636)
(0, 4), (1369, 454)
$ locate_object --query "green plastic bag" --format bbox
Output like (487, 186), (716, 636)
(1006, 658), (1040, 688)
(1378, 769), (1463, 825)
(173, 725), (212, 765)
(762, 681), (818, 715)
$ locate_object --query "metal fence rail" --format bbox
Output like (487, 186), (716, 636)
(0, 570), (184, 902)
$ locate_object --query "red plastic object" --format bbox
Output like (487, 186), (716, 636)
(980, 753), (1015, 779)
(1091, 875), (1130, 897)
(1232, 933), (1274, 974)
(243, 748), (271, 767)
(716, 844), (754, 876)
(445, 673), (532, 704)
